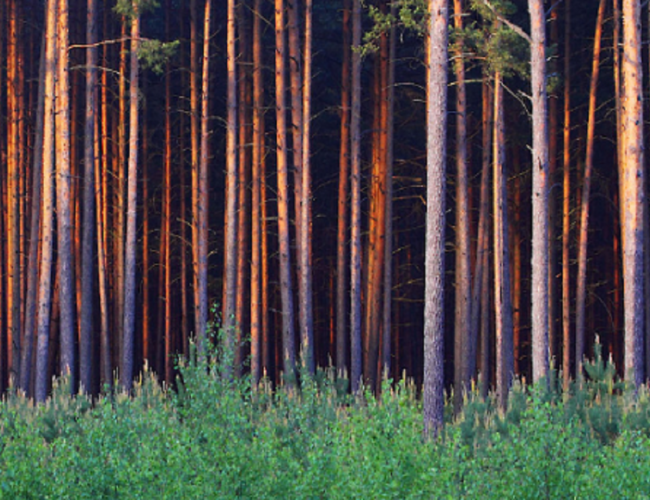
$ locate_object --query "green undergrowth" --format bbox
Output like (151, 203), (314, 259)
(2, 346), (650, 498)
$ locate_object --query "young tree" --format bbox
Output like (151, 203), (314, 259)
(424, 0), (448, 437)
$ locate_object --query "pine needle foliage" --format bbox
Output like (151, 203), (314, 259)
(1, 337), (650, 498)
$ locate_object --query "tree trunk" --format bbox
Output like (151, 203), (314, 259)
(197, 0), (211, 359)
(529, 0), (550, 384)
(121, 0), (140, 391)
(80, 0), (97, 393)
(424, 0), (448, 437)
(223, 0), (238, 363)
(575, 0), (606, 376)
(562, 0), (571, 390)
(235, 0), (250, 372)
(381, 8), (396, 377)
(20, 35), (46, 395)
(163, 0), (173, 383)
(621, 0), (645, 387)
(250, 0), (264, 383)
(275, 0), (296, 382)
(300, 0), (315, 374)
(56, 0), (75, 387)
(7, 0), (22, 384)
(350, 0), (363, 393)
(470, 76), (492, 385)
(493, 71), (514, 409)
(453, 0), (470, 409)
(337, 0), (351, 378)
(35, 0), (57, 402)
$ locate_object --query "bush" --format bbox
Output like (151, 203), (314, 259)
(1, 346), (649, 498)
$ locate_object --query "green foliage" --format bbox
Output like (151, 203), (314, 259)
(114, 0), (160, 18)
(2, 341), (650, 498)
(138, 39), (179, 75)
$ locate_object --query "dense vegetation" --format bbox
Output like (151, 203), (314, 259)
(2, 342), (650, 499)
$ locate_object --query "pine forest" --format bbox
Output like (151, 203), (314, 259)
(2, 1), (650, 493)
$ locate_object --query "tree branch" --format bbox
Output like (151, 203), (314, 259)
(480, 0), (532, 45)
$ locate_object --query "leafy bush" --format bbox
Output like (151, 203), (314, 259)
(1, 344), (650, 499)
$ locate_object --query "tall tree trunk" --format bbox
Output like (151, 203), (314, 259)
(350, 0), (363, 393)
(300, 0), (314, 374)
(275, 0), (296, 382)
(288, 0), (303, 286)
(121, 0), (140, 391)
(35, 0), (57, 402)
(223, 0), (238, 363)
(115, 16), (128, 364)
(621, 0), (645, 386)
(196, 0), (211, 359)
(337, 0), (351, 378)
(529, 0), (550, 384)
(381, 9), (396, 376)
(79, 0), (97, 393)
(56, 0), (75, 387)
(470, 77), (492, 385)
(235, 1), (251, 372)
(20, 35), (46, 395)
(424, 0), (448, 437)
(163, 0), (173, 383)
(364, 24), (389, 392)
(7, 0), (22, 384)
(548, 4), (559, 360)
(493, 70), (514, 409)
(562, 0), (572, 390)
(575, 0), (606, 376)
(250, 0), (264, 383)
(453, 0), (470, 409)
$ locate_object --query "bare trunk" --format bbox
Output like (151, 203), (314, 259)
(493, 71), (514, 409)
(250, 0), (264, 383)
(575, 0), (606, 375)
(529, 0), (550, 384)
(275, 0), (296, 381)
(79, 0), (97, 393)
(121, 1), (140, 391)
(424, 0), (448, 437)
(453, 0), (470, 409)
(223, 0), (238, 362)
(562, 0), (571, 390)
(350, 0), (363, 393)
(621, 0), (645, 386)
(470, 77), (492, 384)
(56, 0), (75, 387)
(35, 0), (57, 402)
(300, 0), (314, 375)
(20, 35), (46, 395)
(336, 0), (351, 378)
